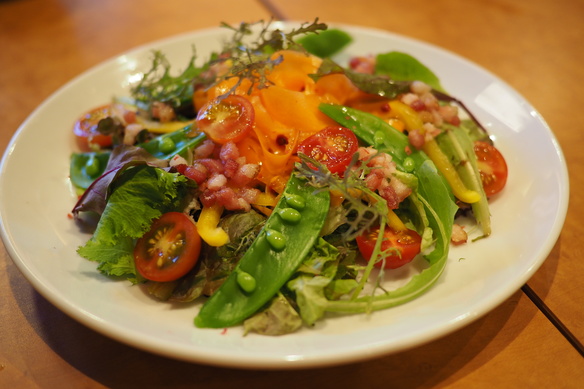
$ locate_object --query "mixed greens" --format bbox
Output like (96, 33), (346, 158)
(70, 19), (507, 335)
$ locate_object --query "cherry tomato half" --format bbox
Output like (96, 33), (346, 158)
(474, 141), (508, 196)
(134, 212), (202, 282)
(196, 95), (254, 144)
(356, 226), (422, 269)
(297, 126), (359, 174)
(73, 105), (115, 151)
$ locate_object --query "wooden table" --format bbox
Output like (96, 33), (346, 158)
(1, 0), (583, 387)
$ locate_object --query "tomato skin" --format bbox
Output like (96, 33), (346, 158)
(73, 105), (114, 151)
(297, 126), (359, 174)
(356, 227), (422, 269)
(474, 141), (508, 196)
(196, 95), (254, 144)
(134, 212), (202, 282)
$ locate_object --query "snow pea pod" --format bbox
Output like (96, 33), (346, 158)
(319, 103), (410, 166)
(321, 103), (481, 204)
(308, 103), (459, 315)
(194, 173), (330, 329)
(319, 102), (457, 264)
(70, 126), (206, 190)
(70, 152), (112, 190)
(140, 124), (205, 160)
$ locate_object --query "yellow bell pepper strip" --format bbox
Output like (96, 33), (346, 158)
(387, 209), (407, 231)
(195, 173), (330, 329)
(328, 189), (346, 208)
(387, 100), (423, 131)
(386, 100), (481, 204)
(135, 116), (195, 134)
(422, 139), (481, 204)
(250, 190), (279, 217)
(253, 191), (279, 207)
(196, 204), (229, 247)
(436, 125), (492, 236)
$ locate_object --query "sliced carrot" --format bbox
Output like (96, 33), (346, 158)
(267, 50), (322, 91)
(314, 73), (365, 105)
(198, 50), (363, 193)
(193, 88), (208, 113)
(259, 86), (336, 139)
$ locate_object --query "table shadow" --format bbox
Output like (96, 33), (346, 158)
(525, 234), (562, 300)
(6, 246), (549, 389)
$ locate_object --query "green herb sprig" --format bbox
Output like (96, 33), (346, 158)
(210, 18), (327, 98)
(131, 48), (202, 113)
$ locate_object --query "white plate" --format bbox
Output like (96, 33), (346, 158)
(0, 22), (569, 369)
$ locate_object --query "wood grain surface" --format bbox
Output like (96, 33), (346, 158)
(1, 0), (583, 387)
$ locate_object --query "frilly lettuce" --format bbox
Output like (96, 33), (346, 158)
(76, 164), (191, 283)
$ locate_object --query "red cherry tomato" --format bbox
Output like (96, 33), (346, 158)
(73, 105), (115, 151)
(297, 126), (359, 174)
(134, 212), (202, 282)
(474, 141), (508, 196)
(356, 226), (422, 269)
(196, 95), (254, 144)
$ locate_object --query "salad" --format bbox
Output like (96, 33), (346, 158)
(70, 19), (508, 335)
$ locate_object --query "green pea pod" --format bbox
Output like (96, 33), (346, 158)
(319, 103), (410, 166)
(194, 173), (330, 328)
(141, 124), (206, 160)
(70, 152), (112, 189)
(319, 101), (456, 239)
(70, 126), (206, 190)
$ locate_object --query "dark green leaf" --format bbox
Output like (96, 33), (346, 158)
(312, 58), (411, 100)
(376, 51), (444, 92)
(297, 28), (352, 58)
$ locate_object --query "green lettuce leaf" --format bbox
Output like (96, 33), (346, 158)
(288, 275), (331, 326)
(79, 236), (137, 281)
(243, 294), (303, 336)
(287, 237), (358, 325)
